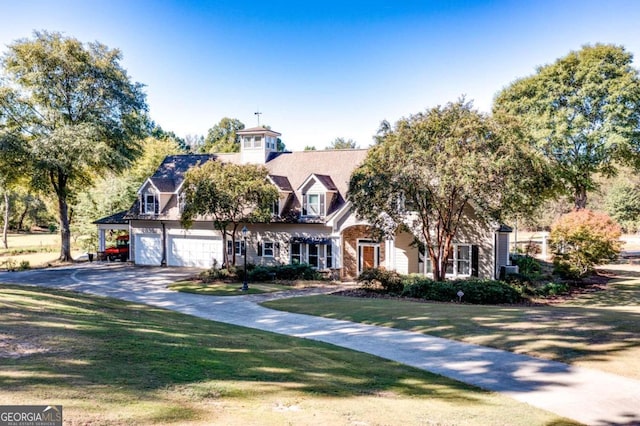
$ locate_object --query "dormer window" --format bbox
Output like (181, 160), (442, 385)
(303, 193), (325, 217)
(271, 199), (280, 217)
(142, 190), (158, 214)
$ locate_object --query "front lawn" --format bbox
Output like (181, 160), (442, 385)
(168, 280), (294, 295)
(0, 284), (577, 425)
(263, 265), (640, 380)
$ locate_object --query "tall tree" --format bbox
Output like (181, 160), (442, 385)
(327, 137), (358, 149)
(349, 100), (552, 281)
(0, 93), (29, 248)
(181, 160), (278, 267)
(72, 135), (182, 242)
(150, 125), (190, 152)
(200, 117), (245, 153)
(0, 31), (148, 260)
(493, 44), (640, 209)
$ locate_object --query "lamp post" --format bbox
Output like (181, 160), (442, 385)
(241, 225), (249, 291)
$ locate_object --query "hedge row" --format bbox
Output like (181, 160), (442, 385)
(357, 268), (523, 304)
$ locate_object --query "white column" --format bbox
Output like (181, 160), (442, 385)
(385, 238), (395, 271)
(98, 229), (106, 252)
(541, 232), (550, 260)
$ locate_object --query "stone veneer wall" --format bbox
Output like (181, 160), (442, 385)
(341, 225), (386, 280)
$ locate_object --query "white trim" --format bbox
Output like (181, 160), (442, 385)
(357, 239), (380, 275)
(136, 178), (160, 195)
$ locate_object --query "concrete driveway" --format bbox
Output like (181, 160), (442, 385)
(1, 263), (640, 426)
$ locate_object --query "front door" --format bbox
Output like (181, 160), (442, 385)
(358, 241), (379, 274)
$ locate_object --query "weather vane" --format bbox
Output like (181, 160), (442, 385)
(254, 110), (262, 126)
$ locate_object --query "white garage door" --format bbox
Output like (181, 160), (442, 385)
(168, 235), (222, 268)
(135, 234), (163, 266)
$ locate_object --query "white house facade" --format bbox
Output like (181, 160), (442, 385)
(110, 126), (511, 280)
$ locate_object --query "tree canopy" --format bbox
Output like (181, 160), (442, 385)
(327, 137), (358, 150)
(181, 160), (278, 266)
(493, 44), (640, 210)
(349, 100), (551, 281)
(0, 31), (148, 260)
(200, 117), (245, 153)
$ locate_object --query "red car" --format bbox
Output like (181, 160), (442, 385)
(105, 235), (129, 261)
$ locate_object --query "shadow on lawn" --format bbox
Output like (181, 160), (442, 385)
(0, 285), (482, 404)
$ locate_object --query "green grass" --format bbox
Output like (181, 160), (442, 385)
(168, 280), (293, 295)
(263, 267), (640, 380)
(0, 284), (577, 425)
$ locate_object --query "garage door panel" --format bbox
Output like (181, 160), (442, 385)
(135, 234), (162, 266)
(168, 236), (222, 268)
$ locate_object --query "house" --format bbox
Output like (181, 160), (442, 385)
(116, 126), (511, 280)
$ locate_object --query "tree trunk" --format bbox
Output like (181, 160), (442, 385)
(574, 187), (587, 210)
(17, 201), (29, 232)
(57, 193), (72, 261)
(2, 192), (9, 249)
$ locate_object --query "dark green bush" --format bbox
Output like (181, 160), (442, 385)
(357, 268), (404, 294)
(246, 263), (321, 281)
(534, 282), (570, 297)
(401, 277), (523, 304)
(511, 255), (541, 281)
(248, 266), (275, 282)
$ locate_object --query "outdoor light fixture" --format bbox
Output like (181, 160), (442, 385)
(241, 225), (249, 291)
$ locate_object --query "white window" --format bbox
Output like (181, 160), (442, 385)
(426, 244), (473, 277)
(291, 242), (301, 264)
(303, 193), (324, 216)
(290, 241), (331, 269)
(143, 192), (157, 214)
(254, 136), (262, 148)
(456, 245), (471, 275)
(271, 199), (280, 216)
(243, 137), (252, 148)
(261, 241), (274, 257)
(227, 240), (245, 256)
(308, 244), (319, 267)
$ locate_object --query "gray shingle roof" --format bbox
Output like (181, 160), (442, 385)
(93, 210), (129, 225)
(264, 149), (368, 197)
(149, 154), (216, 193)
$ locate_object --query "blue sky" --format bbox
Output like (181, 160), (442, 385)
(2, 0), (640, 151)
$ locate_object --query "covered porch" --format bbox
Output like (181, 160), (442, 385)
(93, 210), (129, 258)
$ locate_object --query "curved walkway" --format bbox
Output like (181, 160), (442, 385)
(1, 263), (639, 426)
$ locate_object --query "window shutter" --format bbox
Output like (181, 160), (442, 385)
(302, 194), (307, 216)
(227, 240), (232, 255)
(320, 194), (325, 215)
(154, 197), (159, 214)
(275, 242), (280, 257)
(258, 243), (263, 257)
(471, 245), (479, 277)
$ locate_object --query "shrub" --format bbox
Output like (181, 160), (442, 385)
(2, 258), (17, 271)
(551, 210), (622, 278)
(18, 260), (30, 271)
(534, 282), (570, 297)
(401, 277), (523, 304)
(248, 266), (275, 282)
(246, 263), (321, 282)
(511, 255), (541, 281)
(357, 268), (404, 294)
(199, 261), (237, 283)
